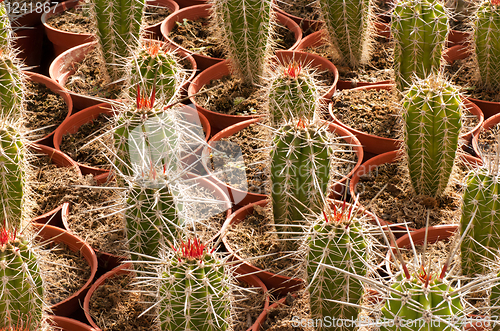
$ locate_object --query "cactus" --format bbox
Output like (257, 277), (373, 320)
(491, 270), (500, 331)
(267, 62), (321, 125)
(271, 120), (331, 237)
(0, 1), (12, 50)
(391, 0), (448, 90)
(91, 0), (146, 81)
(317, 0), (373, 69)
(402, 74), (462, 197)
(0, 227), (44, 331)
(473, 0), (500, 90)
(0, 50), (23, 120)
(210, 0), (274, 85)
(305, 203), (367, 331)
(158, 238), (230, 331)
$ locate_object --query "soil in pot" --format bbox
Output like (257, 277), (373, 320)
(143, 3), (173, 26)
(45, 2), (95, 34)
(355, 157), (469, 229)
(477, 122), (500, 156)
(24, 80), (69, 139)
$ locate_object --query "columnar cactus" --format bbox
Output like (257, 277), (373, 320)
(211, 0), (275, 85)
(473, 0), (500, 90)
(271, 120), (331, 236)
(0, 1), (12, 49)
(491, 271), (500, 331)
(391, 0), (448, 90)
(0, 228), (44, 331)
(267, 62), (321, 126)
(158, 238), (230, 331)
(0, 50), (23, 120)
(305, 204), (367, 331)
(317, 0), (373, 69)
(402, 75), (462, 197)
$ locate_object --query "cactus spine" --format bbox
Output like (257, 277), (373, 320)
(271, 121), (331, 236)
(0, 1), (12, 49)
(491, 270), (500, 331)
(402, 75), (462, 197)
(211, 0), (274, 85)
(473, 0), (500, 90)
(158, 238), (230, 331)
(391, 0), (448, 90)
(305, 206), (367, 330)
(317, 0), (372, 69)
(0, 228), (44, 331)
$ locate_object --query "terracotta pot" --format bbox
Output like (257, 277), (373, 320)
(295, 30), (392, 89)
(143, 0), (180, 40)
(174, 0), (207, 8)
(32, 222), (98, 317)
(32, 202), (70, 229)
(274, 50), (339, 100)
(447, 29), (472, 47)
(48, 316), (98, 331)
(84, 262), (269, 331)
(273, 4), (324, 35)
(29, 143), (82, 174)
(472, 112), (500, 160)
(25, 71), (74, 147)
(161, 4), (302, 71)
(385, 224), (459, 277)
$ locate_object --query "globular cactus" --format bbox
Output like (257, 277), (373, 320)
(402, 75), (462, 197)
(473, 0), (500, 90)
(391, 0), (448, 90)
(210, 0), (275, 85)
(305, 204), (367, 331)
(91, 0), (146, 81)
(271, 120), (331, 237)
(0, 227), (44, 331)
(267, 62), (321, 126)
(158, 238), (230, 331)
(0, 50), (23, 120)
(317, 0), (373, 69)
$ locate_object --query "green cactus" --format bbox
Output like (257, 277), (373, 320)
(0, 51), (23, 120)
(391, 0), (448, 90)
(317, 0), (373, 69)
(0, 2), (12, 50)
(91, 0), (146, 81)
(402, 75), (462, 197)
(211, 0), (274, 85)
(473, 0), (500, 90)
(305, 205), (367, 331)
(268, 62), (321, 125)
(158, 238), (230, 331)
(491, 270), (500, 331)
(271, 120), (331, 237)
(0, 228), (44, 331)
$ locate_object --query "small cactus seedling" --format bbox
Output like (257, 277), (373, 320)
(473, 0), (500, 90)
(402, 74), (462, 197)
(158, 238), (230, 331)
(0, 227), (44, 331)
(391, 0), (448, 90)
(317, 0), (373, 69)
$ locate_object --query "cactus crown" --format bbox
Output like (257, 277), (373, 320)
(173, 237), (211, 261)
(0, 226), (15, 245)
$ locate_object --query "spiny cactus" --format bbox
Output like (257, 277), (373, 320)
(473, 0), (500, 90)
(402, 74), (462, 197)
(271, 119), (331, 237)
(0, 1), (12, 50)
(158, 238), (230, 331)
(0, 227), (44, 331)
(305, 203), (367, 331)
(210, 0), (275, 85)
(317, 0), (373, 69)
(267, 62), (321, 126)
(491, 270), (500, 331)
(91, 0), (146, 81)
(0, 50), (23, 120)
(391, 0), (448, 90)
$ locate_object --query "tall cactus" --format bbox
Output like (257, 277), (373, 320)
(211, 0), (275, 85)
(402, 74), (462, 197)
(305, 205), (367, 331)
(317, 0), (373, 69)
(271, 120), (331, 237)
(491, 270), (500, 331)
(0, 49), (23, 120)
(158, 238), (230, 331)
(0, 227), (44, 331)
(391, 0), (448, 90)
(0, 1), (12, 49)
(473, 0), (500, 90)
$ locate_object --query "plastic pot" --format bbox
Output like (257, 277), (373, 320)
(174, 0), (207, 8)
(161, 4), (302, 71)
(48, 316), (98, 331)
(32, 222), (98, 317)
(472, 112), (500, 161)
(273, 3), (324, 35)
(32, 202), (70, 229)
(143, 0), (180, 40)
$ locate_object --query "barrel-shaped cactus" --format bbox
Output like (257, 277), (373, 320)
(305, 206), (367, 331)
(391, 0), (448, 90)
(0, 51), (23, 120)
(473, 0), (500, 90)
(158, 238), (230, 331)
(317, 0), (373, 69)
(402, 75), (462, 197)
(211, 0), (274, 85)
(271, 121), (331, 237)
(0, 228), (44, 331)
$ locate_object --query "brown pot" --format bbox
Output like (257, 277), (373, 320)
(161, 4), (302, 71)
(447, 29), (472, 47)
(472, 112), (500, 160)
(32, 223), (98, 317)
(32, 202), (70, 229)
(174, 0), (207, 8)
(273, 4), (324, 35)
(143, 0), (180, 40)
(48, 316), (97, 331)
(29, 143), (82, 175)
